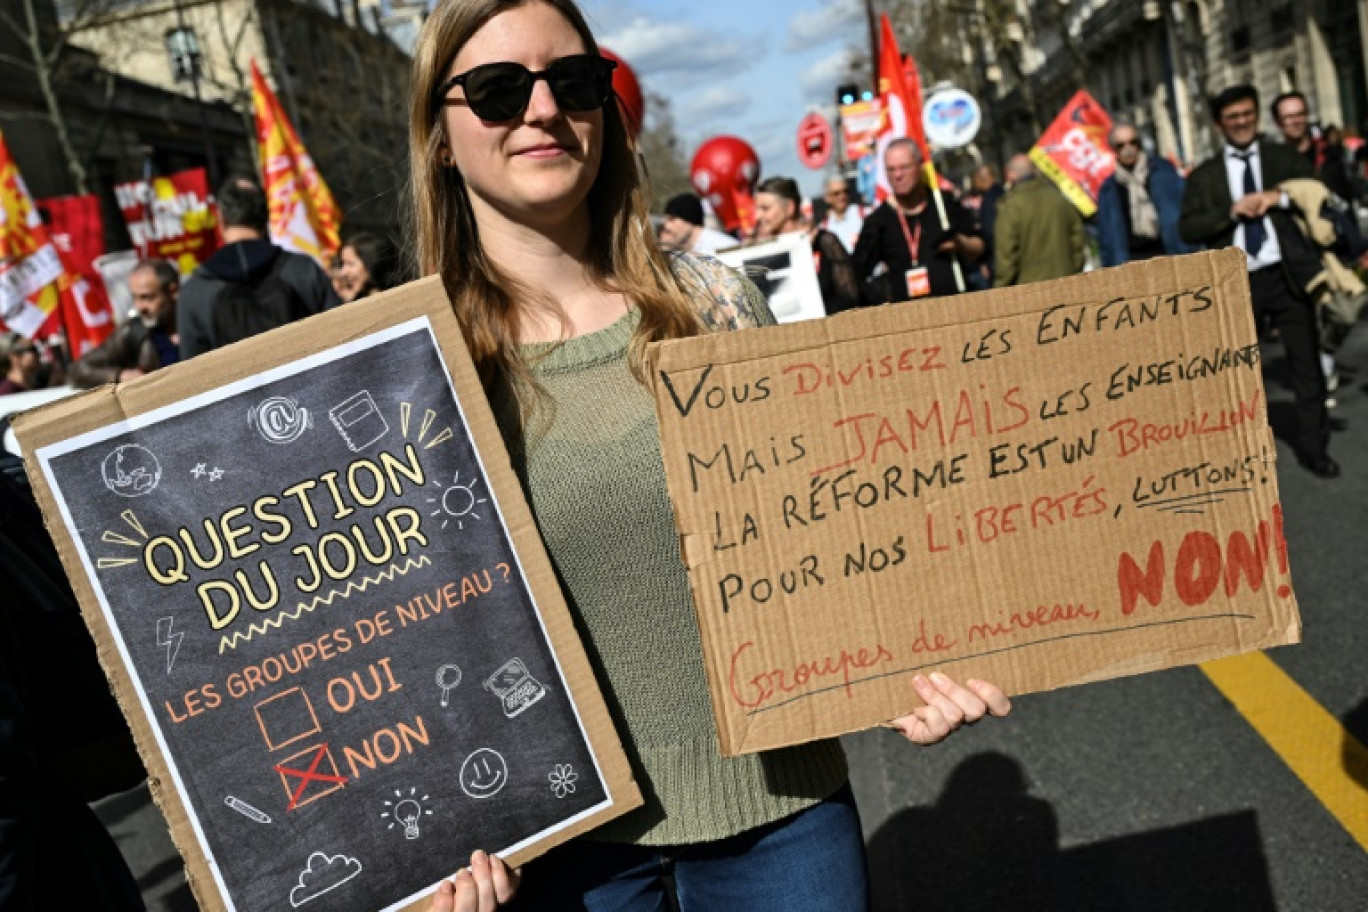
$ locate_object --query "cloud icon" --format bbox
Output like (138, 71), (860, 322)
(289, 851), (362, 907)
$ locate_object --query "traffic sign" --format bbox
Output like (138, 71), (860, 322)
(796, 111), (833, 170)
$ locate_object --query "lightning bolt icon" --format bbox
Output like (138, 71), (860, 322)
(156, 617), (184, 674)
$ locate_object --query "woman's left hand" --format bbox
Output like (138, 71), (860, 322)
(889, 672), (1011, 745)
(427, 851), (520, 912)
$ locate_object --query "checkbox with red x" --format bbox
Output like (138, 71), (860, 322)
(274, 743), (347, 811)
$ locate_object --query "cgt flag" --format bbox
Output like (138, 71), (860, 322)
(250, 61), (341, 265)
(37, 194), (116, 357)
(0, 131), (65, 338)
(872, 14), (912, 201)
(1029, 90), (1116, 217)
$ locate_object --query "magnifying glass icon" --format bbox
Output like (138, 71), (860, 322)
(436, 664), (462, 707)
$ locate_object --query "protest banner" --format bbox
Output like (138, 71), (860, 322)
(715, 232), (825, 324)
(839, 99), (883, 163)
(14, 278), (640, 912)
(1030, 90), (1116, 217)
(114, 168), (221, 276)
(646, 250), (1300, 757)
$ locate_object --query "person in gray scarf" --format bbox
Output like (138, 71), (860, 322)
(1096, 123), (1195, 266)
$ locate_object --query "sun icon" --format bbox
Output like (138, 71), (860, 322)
(427, 471), (489, 531)
(381, 787), (432, 840)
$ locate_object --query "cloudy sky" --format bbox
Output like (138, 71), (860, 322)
(578, 0), (868, 196)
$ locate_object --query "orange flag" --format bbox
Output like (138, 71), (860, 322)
(250, 61), (341, 265)
(0, 130), (66, 338)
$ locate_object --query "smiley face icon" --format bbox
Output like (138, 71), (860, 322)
(460, 749), (508, 799)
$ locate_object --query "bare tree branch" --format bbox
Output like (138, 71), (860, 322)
(0, 4), (25, 38)
(19, 0), (88, 191)
(0, 50), (36, 71)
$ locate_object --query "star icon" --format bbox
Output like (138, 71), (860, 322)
(209, 467), (225, 481)
(190, 463), (207, 479)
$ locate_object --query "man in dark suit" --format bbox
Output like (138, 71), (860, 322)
(1179, 84), (1337, 478)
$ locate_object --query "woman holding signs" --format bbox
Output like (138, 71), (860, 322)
(411, 1), (1012, 909)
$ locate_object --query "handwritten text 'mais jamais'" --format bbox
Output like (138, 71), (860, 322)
(139, 445), (429, 633)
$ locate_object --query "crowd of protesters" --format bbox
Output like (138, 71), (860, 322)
(5, 87), (1364, 480)
(2, 0), (1367, 907)
(651, 85), (1365, 480)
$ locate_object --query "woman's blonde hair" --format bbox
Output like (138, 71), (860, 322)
(409, 0), (702, 410)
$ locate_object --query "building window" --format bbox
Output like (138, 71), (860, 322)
(1230, 25), (1251, 58)
(1269, 5), (1294, 37)
(165, 27), (202, 82)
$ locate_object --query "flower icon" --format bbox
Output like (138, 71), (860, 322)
(548, 764), (577, 799)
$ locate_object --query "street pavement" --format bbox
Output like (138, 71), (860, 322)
(96, 308), (1368, 911)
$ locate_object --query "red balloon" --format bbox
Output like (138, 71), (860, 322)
(690, 136), (761, 233)
(600, 48), (644, 136)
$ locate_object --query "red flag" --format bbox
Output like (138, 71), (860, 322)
(1029, 90), (1116, 217)
(873, 15), (929, 200)
(250, 61), (341, 265)
(36, 194), (115, 356)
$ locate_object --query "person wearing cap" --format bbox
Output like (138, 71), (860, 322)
(658, 193), (738, 255)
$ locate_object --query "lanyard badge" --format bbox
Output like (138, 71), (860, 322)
(896, 207), (931, 298)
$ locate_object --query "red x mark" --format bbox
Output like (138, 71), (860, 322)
(274, 743), (347, 811)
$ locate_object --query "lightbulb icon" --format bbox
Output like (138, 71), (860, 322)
(382, 788), (432, 840)
(396, 799), (422, 839)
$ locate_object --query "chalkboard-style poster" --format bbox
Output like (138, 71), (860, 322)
(16, 279), (640, 912)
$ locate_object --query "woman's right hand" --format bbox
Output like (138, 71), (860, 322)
(428, 850), (520, 912)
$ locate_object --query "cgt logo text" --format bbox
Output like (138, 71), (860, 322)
(1051, 128), (1114, 179)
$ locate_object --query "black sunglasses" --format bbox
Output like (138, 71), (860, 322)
(433, 54), (616, 122)
(1113, 139), (1141, 150)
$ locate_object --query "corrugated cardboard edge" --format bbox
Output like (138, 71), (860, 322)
(13, 277), (641, 912)
(646, 249), (1298, 756)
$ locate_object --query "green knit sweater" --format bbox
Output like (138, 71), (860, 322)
(494, 256), (848, 846)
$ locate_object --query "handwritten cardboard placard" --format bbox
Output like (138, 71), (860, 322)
(14, 278), (640, 912)
(646, 249), (1300, 757)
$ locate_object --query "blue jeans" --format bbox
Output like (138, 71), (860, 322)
(508, 784), (870, 912)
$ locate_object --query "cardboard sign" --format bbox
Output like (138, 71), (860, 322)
(15, 278), (640, 912)
(1029, 90), (1115, 217)
(646, 250), (1299, 757)
(715, 233), (826, 324)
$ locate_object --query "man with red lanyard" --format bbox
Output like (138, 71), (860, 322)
(852, 139), (984, 303)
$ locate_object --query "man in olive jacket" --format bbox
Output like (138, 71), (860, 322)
(1179, 84), (1336, 478)
(993, 154), (1086, 287)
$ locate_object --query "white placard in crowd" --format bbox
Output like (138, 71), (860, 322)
(923, 88), (982, 150)
(716, 232), (826, 324)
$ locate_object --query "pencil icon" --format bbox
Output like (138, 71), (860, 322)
(224, 795), (272, 824)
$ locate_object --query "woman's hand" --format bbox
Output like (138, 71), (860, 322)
(427, 850), (520, 912)
(889, 673), (1011, 745)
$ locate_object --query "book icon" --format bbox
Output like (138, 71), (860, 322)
(328, 391), (388, 452)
